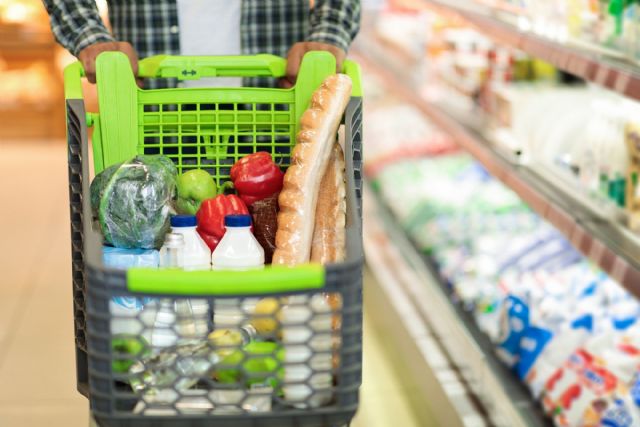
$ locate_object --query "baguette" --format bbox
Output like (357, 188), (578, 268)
(272, 74), (352, 266)
(310, 144), (346, 264)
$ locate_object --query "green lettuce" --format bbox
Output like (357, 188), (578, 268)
(90, 155), (177, 249)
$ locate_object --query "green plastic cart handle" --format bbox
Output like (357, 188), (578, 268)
(64, 53), (362, 99)
(127, 264), (325, 296)
(137, 54), (287, 80)
(64, 61), (85, 100)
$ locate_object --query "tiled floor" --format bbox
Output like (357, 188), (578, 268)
(0, 142), (435, 427)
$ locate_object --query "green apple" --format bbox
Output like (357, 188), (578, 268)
(214, 341), (283, 387)
(176, 169), (217, 215)
(243, 342), (283, 388)
(111, 336), (149, 373)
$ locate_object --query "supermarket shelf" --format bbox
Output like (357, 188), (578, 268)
(393, 0), (640, 101)
(364, 185), (549, 427)
(353, 37), (640, 298)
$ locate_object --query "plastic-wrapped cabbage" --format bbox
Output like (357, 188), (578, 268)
(90, 155), (177, 249)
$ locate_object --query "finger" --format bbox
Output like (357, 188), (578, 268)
(83, 59), (97, 84)
(334, 51), (344, 72)
(119, 43), (139, 76)
(330, 48), (346, 72)
(279, 78), (293, 89)
(136, 78), (144, 89)
(285, 44), (305, 86)
(130, 56), (139, 76)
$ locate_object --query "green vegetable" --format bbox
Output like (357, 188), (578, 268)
(90, 155), (177, 249)
(176, 169), (218, 215)
(111, 336), (149, 373)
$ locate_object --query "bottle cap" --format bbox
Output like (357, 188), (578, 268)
(225, 214), (252, 227)
(241, 324), (258, 343)
(163, 233), (185, 247)
(171, 215), (197, 227)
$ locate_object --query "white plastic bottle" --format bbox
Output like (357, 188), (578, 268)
(211, 215), (264, 329)
(170, 215), (211, 337)
(212, 214), (265, 269)
(170, 215), (211, 269)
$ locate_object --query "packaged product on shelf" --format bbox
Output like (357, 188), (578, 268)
(90, 155), (177, 249)
(494, 261), (598, 375)
(625, 123), (640, 230)
(374, 8), (430, 61)
(364, 104), (457, 177)
(488, 84), (636, 213)
(578, 96), (632, 208)
(542, 328), (640, 426)
(489, 86), (591, 163)
(374, 154), (528, 255)
(369, 140), (640, 424)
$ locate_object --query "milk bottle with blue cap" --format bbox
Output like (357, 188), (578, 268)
(211, 215), (264, 328)
(212, 215), (264, 270)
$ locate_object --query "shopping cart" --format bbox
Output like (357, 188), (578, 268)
(64, 51), (363, 427)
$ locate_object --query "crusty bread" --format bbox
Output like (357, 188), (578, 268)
(272, 74), (352, 266)
(310, 144), (346, 264)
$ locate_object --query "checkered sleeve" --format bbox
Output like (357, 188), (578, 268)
(306, 0), (361, 52)
(43, 0), (115, 57)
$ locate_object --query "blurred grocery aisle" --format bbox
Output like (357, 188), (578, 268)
(0, 143), (434, 427)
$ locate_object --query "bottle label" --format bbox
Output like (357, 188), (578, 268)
(112, 296), (153, 310)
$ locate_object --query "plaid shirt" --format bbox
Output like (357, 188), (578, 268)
(43, 0), (360, 87)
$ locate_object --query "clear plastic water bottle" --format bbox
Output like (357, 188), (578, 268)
(152, 233), (197, 348)
(159, 233), (184, 268)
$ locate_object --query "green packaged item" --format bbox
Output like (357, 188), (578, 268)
(90, 155), (177, 249)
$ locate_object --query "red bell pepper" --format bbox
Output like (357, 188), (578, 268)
(196, 194), (249, 251)
(230, 152), (284, 206)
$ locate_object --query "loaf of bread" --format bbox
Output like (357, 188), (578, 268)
(272, 74), (352, 266)
(310, 144), (346, 264)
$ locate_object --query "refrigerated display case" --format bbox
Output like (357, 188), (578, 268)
(357, 1), (640, 426)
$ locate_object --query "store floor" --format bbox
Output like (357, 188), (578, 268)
(0, 143), (436, 427)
